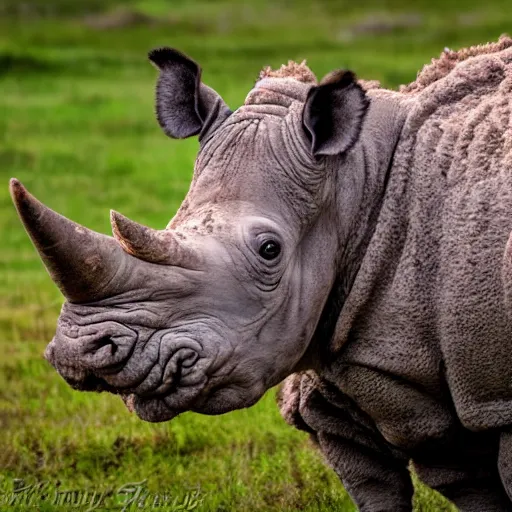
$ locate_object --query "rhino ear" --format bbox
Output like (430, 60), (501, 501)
(303, 70), (369, 157)
(148, 47), (231, 140)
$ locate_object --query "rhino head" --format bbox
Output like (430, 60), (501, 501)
(10, 48), (399, 422)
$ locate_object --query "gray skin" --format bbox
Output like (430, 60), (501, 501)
(10, 38), (512, 511)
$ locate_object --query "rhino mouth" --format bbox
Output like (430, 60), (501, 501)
(123, 394), (187, 422)
(56, 367), (207, 423)
(52, 361), (209, 423)
(69, 373), (120, 393)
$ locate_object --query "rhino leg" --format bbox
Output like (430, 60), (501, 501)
(278, 373), (413, 511)
(414, 459), (511, 511)
(498, 430), (512, 503)
(318, 431), (414, 512)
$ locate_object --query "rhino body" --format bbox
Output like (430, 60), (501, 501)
(10, 36), (512, 511)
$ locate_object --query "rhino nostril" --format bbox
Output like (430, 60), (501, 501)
(90, 335), (118, 355)
(181, 351), (199, 368)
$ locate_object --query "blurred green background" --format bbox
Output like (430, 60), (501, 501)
(1, 0), (510, 510)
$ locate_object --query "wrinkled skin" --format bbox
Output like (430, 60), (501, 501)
(12, 50), (377, 423)
(48, 197), (338, 422)
(15, 41), (512, 511)
(10, 46), (408, 511)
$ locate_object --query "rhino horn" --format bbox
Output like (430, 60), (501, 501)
(110, 210), (199, 267)
(10, 178), (128, 303)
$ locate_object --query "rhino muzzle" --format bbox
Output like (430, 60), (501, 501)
(45, 323), (209, 415)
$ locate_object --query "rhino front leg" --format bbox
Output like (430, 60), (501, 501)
(318, 431), (414, 512)
(414, 460), (511, 511)
(498, 429), (512, 504)
(278, 372), (413, 511)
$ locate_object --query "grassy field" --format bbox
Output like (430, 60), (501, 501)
(1, 0), (510, 510)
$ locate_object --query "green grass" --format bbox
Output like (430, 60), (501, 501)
(1, 0), (509, 509)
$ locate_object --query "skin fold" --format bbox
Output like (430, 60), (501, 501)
(10, 36), (512, 511)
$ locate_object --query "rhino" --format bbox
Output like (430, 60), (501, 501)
(10, 35), (512, 511)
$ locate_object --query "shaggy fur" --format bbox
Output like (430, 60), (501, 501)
(258, 60), (318, 84)
(401, 35), (512, 93)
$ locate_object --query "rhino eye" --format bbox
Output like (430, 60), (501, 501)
(259, 240), (281, 260)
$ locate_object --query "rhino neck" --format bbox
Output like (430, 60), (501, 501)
(334, 90), (409, 291)
(295, 90), (410, 372)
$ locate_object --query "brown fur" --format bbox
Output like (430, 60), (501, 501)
(401, 34), (512, 93)
(257, 61), (380, 92)
(258, 60), (317, 84)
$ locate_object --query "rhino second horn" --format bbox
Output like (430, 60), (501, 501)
(9, 178), (129, 303)
(110, 211), (199, 267)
